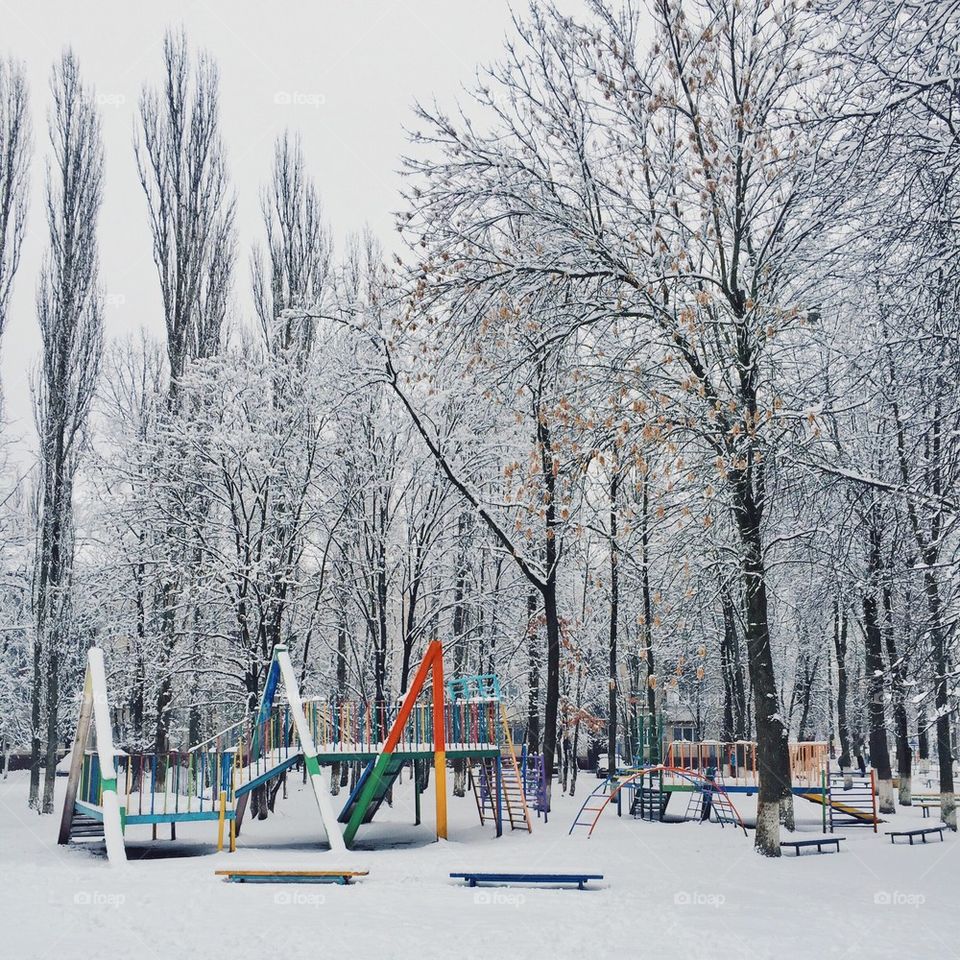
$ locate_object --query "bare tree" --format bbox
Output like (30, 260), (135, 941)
(29, 50), (103, 812)
(252, 131), (331, 362)
(0, 56), (30, 344)
(400, 0), (841, 853)
(136, 27), (234, 396)
(135, 27), (234, 757)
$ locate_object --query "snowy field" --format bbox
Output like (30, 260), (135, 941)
(2, 772), (958, 960)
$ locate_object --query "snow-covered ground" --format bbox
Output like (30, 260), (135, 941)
(1, 769), (957, 960)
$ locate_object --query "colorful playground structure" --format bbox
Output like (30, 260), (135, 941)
(570, 766), (749, 837)
(665, 739), (829, 787)
(60, 642), (539, 865)
(570, 739), (880, 836)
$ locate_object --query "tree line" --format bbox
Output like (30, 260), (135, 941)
(0, 1), (956, 857)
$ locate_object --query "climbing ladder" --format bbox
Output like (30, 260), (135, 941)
(468, 704), (533, 833)
(498, 705), (532, 832)
(521, 749), (549, 821)
(827, 770), (879, 831)
(682, 777), (742, 827)
(795, 769), (880, 831)
(629, 768), (668, 821)
(569, 777), (620, 834)
(471, 758), (500, 825)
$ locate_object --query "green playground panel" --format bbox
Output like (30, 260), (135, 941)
(125, 810), (235, 825)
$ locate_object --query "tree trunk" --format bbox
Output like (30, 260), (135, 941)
(795, 655), (817, 744)
(452, 515), (468, 797)
(883, 581), (911, 805)
(526, 592), (540, 754)
(924, 569), (956, 829)
(720, 585), (747, 742)
(833, 600), (851, 768)
(607, 471), (619, 779)
(41, 623), (62, 813)
(541, 576), (560, 809)
(639, 473), (658, 763)
(28, 631), (43, 809)
(154, 584), (177, 759)
(918, 713), (929, 762)
(733, 475), (792, 854)
(863, 522), (895, 813)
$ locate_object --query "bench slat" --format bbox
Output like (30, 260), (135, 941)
(886, 826), (945, 845)
(215, 870), (368, 876)
(450, 872), (602, 887)
(781, 838), (844, 846)
(886, 828), (942, 836)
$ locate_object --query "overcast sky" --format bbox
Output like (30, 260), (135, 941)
(1, 0), (589, 451)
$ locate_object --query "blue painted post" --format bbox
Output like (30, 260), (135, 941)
(91, 754), (101, 804)
(414, 762), (422, 826)
(495, 756), (503, 838)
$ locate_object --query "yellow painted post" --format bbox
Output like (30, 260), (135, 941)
(217, 790), (226, 851)
(430, 643), (448, 840)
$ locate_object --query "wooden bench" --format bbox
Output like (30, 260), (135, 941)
(450, 872), (603, 890)
(215, 869), (368, 885)
(886, 827), (944, 845)
(916, 801), (940, 819)
(780, 836), (845, 856)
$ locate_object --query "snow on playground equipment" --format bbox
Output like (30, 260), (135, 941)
(664, 739), (879, 829)
(521, 748), (549, 822)
(799, 769), (880, 832)
(339, 639), (450, 846)
(456, 674), (534, 835)
(666, 739), (828, 788)
(216, 868), (369, 884)
(61, 640), (521, 859)
(568, 766), (749, 837)
(58, 648), (126, 865)
(61, 643), (342, 856)
(450, 871), (604, 890)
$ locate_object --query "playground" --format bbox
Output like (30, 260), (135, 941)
(3, 761), (958, 960)
(0, 642), (954, 960)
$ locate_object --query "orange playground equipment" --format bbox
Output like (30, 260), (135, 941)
(665, 740), (829, 788)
